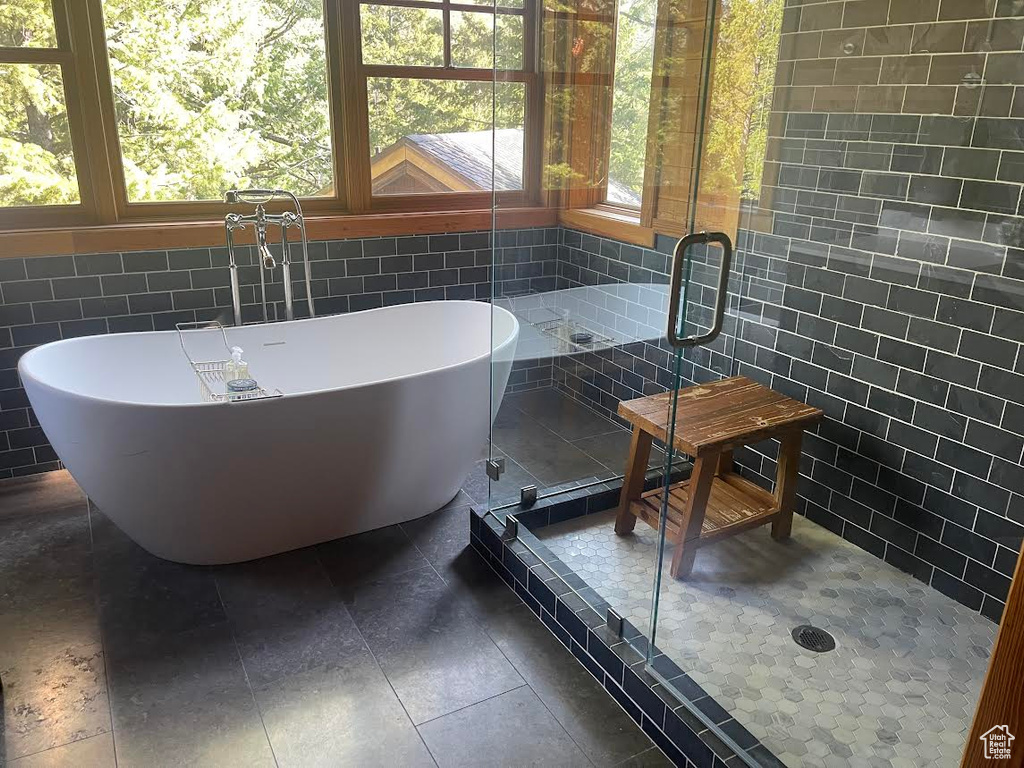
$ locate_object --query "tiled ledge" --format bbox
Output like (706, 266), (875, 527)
(469, 500), (783, 768)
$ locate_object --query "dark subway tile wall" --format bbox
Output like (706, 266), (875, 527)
(550, 228), (751, 431)
(549, 0), (1024, 621)
(0, 228), (559, 477)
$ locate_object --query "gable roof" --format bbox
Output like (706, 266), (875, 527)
(371, 128), (643, 205)
(403, 128), (524, 191)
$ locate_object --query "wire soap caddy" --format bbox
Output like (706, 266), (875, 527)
(176, 321), (283, 403)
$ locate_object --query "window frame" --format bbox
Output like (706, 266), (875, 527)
(340, 0), (541, 212)
(596, 0), (661, 217)
(0, 0), (543, 232)
(0, 0), (101, 229)
(86, 0), (348, 222)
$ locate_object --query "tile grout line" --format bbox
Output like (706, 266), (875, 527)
(210, 575), (281, 768)
(402, 517), (602, 762)
(411, 682), (532, 729)
(471, 528), (690, 766)
(406, 519), (654, 767)
(310, 545), (441, 768)
(501, 398), (625, 484)
(87, 498), (120, 768)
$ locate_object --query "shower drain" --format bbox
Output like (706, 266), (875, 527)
(791, 625), (836, 653)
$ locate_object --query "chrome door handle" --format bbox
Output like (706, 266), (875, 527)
(666, 231), (733, 348)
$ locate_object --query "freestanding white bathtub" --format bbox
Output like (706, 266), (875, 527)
(19, 301), (519, 564)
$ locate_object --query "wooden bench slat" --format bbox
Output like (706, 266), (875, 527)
(631, 474), (778, 543)
(617, 376), (822, 456)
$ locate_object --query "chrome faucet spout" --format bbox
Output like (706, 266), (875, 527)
(224, 187), (313, 325)
(259, 242), (276, 270)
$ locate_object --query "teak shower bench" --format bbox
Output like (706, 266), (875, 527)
(614, 376), (823, 579)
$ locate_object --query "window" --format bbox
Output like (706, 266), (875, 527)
(101, 0), (333, 203)
(0, 63), (78, 206)
(0, 0), (91, 226)
(349, 0), (537, 206)
(0, 0), (541, 231)
(605, 0), (654, 209)
(542, 0), (783, 243)
(367, 80), (526, 195)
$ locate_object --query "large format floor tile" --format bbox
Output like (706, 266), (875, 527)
(401, 502), (527, 627)
(0, 631), (109, 761)
(0, 471), (85, 520)
(90, 509), (227, 648)
(400, 495), (474, 571)
(105, 623), (275, 767)
(481, 388), (638, 502)
(492, 406), (608, 487)
(0, 483), (109, 762)
(0, 497), (93, 612)
(254, 654), (436, 768)
(616, 747), (675, 767)
(432, 543), (528, 622)
(505, 389), (623, 442)
(572, 430), (665, 474)
(1, 471), (662, 767)
(215, 548), (368, 688)
(480, 604), (653, 767)
(317, 522), (430, 596)
(418, 685), (591, 768)
(341, 564), (525, 724)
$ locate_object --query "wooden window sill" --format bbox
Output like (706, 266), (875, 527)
(558, 207), (655, 248)
(0, 207), (558, 259)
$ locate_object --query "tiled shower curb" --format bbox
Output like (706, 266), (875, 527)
(469, 495), (784, 768)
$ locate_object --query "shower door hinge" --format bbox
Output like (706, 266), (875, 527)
(520, 485), (538, 508)
(607, 608), (624, 638)
(503, 515), (519, 541)
(485, 458), (505, 481)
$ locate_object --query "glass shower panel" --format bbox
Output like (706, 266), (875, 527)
(488, 0), (648, 511)
(647, 1), (1019, 766)
(486, 0), (745, 513)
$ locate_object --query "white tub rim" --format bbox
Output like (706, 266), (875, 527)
(18, 300), (519, 409)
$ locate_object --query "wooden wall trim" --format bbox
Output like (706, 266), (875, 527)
(962, 542), (1024, 768)
(559, 207), (656, 248)
(0, 208), (558, 259)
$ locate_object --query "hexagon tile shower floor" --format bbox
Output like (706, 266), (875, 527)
(537, 511), (997, 767)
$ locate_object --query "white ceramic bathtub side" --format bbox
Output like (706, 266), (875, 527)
(19, 301), (518, 564)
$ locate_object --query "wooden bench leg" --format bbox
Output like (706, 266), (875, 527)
(717, 449), (733, 476)
(670, 452), (718, 579)
(615, 428), (653, 535)
(772, 430), (803, 541)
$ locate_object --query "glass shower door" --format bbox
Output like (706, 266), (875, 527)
(645, 0), (727, 654)
(645, 0), (1021, 764)
(641, 0), (767, 759)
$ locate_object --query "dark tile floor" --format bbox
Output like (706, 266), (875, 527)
(465, 388), (664, 507)
(0, 471), (667, 767)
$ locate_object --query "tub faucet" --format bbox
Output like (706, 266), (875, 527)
(223, 188), (314, 326)
(256, 218), (277, 270)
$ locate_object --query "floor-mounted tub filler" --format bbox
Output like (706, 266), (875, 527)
(20, 300), (519, 564)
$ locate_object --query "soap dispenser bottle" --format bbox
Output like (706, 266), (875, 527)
(225, 346), (250, 383)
